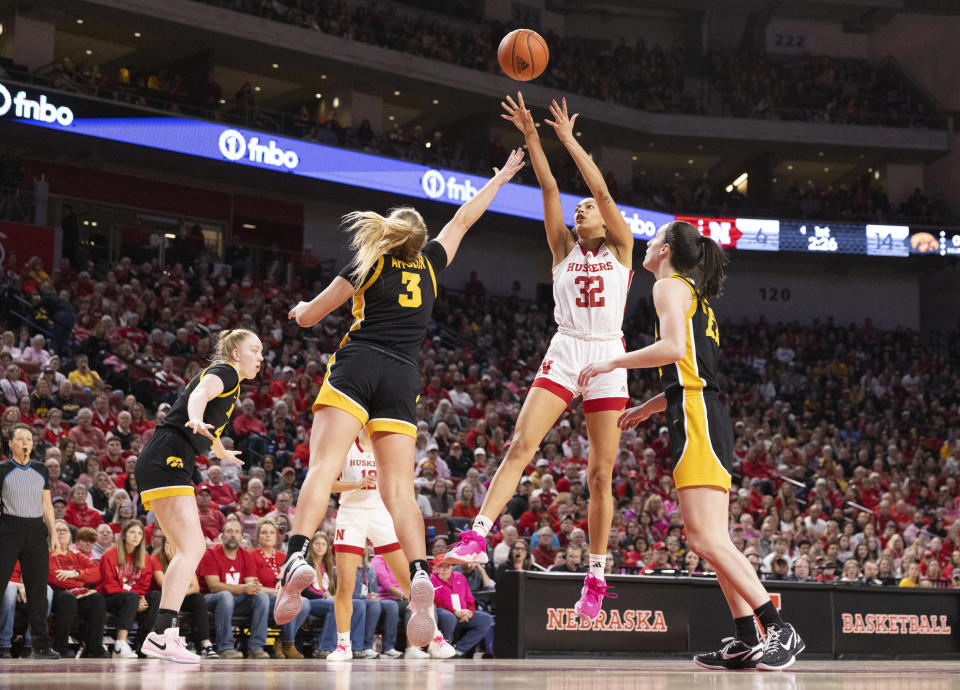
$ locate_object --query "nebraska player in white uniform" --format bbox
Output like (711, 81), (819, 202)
(445, 94), (633, 622)
(329, 431), (454, 660)
(537, 240), (632, 407)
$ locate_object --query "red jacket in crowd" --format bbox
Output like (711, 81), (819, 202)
(232, 413), (267, 437)
(91, 411), (118, 436)
(65, 502), (104, 529)
(49, 550), (101, 590)
(198, 505), (226, 541)
(97, 546), (155, 595)
(249, 548), (286, 589)
(207, 481), (237, 509)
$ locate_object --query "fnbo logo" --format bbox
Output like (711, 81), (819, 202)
(0, 82), (74, 126)
(217, 128), (299, 170)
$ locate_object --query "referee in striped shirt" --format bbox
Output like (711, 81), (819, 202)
(0, 423), (63, 659)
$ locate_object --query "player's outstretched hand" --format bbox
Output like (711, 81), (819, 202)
(221, 448), (244, 466)
(288, 301), (315, 328)
(577, 359), (615, 388)
(618, 405), (653, 431)
(185, 418), (216, 441)
(361, 473), (378, 490)
(492, 148), (525, 186)
(212, 438), (243, 466)
(544, 97), (579, 143)
(501, 92), (536, 137)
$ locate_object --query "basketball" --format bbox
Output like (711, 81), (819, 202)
(498, 29), (549, 81)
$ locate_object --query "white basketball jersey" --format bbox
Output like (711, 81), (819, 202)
(552, 241), (632, 335)
(338, 442), (385, 509)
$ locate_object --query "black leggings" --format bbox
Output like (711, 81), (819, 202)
(104, 591), (160, 647)
(103, 592), (139, 632)
(52, 589), (106, 652)
(181, 593), (210, 644)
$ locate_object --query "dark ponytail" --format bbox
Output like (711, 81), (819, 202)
(660, 221), (728, 300)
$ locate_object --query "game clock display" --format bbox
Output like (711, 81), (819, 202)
(779, 221), (867, 254)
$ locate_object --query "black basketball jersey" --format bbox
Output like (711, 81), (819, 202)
(337, 240), (448, 364)
(159, 362), (240, 453)
(654, 274), (721, 401)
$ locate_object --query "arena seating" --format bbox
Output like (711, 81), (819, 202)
(1, 246), (957, 664)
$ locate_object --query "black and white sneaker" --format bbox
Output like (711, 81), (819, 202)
(200, 644), (220, 659)
(755, 622), (805, 671)
(693, 637), (762, 670)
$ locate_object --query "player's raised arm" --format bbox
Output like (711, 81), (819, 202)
(288, 276), (356, 328)
(502, 92), (572, 263)
(434, 148), (525, 264)
(545, 97), (634, 258)
(577, 277), (689, 386)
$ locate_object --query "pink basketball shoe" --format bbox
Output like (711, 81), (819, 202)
(274, 552), (313, 625)
(441, 530), (489, 565)
(141, 628), (200, 664)
(573, 574), (617, 621)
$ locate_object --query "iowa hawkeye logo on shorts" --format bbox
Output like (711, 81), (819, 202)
(165, 456), (184, 469)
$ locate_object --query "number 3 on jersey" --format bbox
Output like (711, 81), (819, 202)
(575, 276), (605, 308)
(704, 302), (720, 346)
(399, 271), (422, 308)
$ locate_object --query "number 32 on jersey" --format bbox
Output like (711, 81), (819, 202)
(575, 276), (605, 308)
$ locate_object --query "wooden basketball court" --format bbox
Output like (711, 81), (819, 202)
(3, 658), (959, 689)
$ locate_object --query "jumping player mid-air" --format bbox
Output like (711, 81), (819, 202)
(273, 149), (526, 649)
(137, 329), (263, 663)
(444, 95), (632, 622)
(579, 221), (805, 671)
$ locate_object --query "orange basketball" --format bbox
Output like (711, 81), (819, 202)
(498, 29), (549, 82)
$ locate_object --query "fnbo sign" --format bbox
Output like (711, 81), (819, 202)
(0, 82), (74, 126)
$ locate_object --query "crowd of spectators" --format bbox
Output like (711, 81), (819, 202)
(18, 0), (949, 227)
(34, 52), (954, 226)
(0, 243), (958, 657)
(705, 53), (939, 129)
(193, 0), (941, 129)
(776, 177), (955, 225)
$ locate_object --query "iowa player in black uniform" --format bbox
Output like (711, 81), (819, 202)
(274, 149), (525, 647)
(579, 221), (804, 671)
(135, 328), (263, 663)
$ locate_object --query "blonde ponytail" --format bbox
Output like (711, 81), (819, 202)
(343, 207), (427, 286)
(210, 328), (256, 366)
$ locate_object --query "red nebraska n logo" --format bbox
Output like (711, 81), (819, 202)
(336, 529), (345, 541)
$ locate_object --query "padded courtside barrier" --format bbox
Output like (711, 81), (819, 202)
(495, 571), (960, 659)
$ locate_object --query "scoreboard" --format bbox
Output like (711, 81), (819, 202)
(674, 215), (955, 259)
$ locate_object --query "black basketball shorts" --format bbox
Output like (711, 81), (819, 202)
(312, 343), (419, 439)
(135, 427), (200, 510)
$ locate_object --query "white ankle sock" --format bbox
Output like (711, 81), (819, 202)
(338, 632), (350, 647)
(472, 515), (492, 537)
(589, 554), (607, 580)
